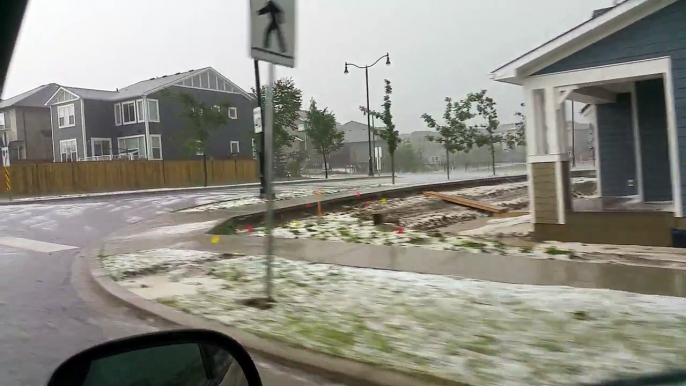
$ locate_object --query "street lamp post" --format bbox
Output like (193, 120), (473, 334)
(344, 53), (390, 177)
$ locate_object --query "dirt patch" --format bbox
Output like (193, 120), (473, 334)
(345, 181), (529, 231)
(338, 179), (593, 233)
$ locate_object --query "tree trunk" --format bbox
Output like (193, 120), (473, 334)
(490, 144), (496, 176)
(391, 153), (395, 185)
(203, 152), (208, 187)
(446, 147), (450, 180)
(323, 153), (328, 179)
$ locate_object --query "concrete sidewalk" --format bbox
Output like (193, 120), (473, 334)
(100, 205), (686, 298)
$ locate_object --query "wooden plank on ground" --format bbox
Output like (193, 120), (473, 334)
(493, 211), (529, 218)
(423, 191), (507, 214)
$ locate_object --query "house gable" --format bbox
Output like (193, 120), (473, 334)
(167, 68), (254, 100)
(535, 0), (686, 75)
(491, 0), (678, 83)
(45, 87), (80, 105)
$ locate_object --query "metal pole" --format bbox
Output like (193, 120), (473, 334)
(371, 117), (376, 175)
(365, 67), (373, 177)
(264, 63), (275, 301)
(571, 100), (576, 167)
(254, 60), (267, 196)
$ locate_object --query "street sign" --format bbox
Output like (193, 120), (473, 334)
(253, 107), (263, 133)
(1, 147), (9, 167)
(250, 0), (296, 68)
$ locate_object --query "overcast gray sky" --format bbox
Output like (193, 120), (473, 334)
(3, 0), (611, 132)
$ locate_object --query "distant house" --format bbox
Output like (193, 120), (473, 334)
(491, 0), (686, 246)
(330, 120), (387, 173)
(46, 67), (255, 162)
(0, 83), (60, 162)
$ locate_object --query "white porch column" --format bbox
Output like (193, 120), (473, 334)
(525, 85), (570, 226)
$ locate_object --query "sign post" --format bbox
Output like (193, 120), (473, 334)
(250, 0), (296, 302)
(1, 147), (10, 201)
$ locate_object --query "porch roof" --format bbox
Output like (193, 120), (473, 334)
(490, 0), (675, 85)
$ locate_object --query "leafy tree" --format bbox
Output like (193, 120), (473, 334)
(361, 79), (401, 184)
(255, 78), (303, 177)
(506, 103), (526, 149)
(468, 90), (503, 176)
(305, 99), (344, 179)
(421, 97), (475, 180)
(394, 141), (422, 172)
(163, 91), (231, 186)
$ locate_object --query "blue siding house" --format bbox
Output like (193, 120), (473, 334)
(491, 0), (686, 246)
(45, 67), (255, 163)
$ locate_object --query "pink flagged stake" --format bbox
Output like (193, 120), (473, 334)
(395, 227), (404, 234)
(246, 224), (254, 233)
(356, 192), (361, 198)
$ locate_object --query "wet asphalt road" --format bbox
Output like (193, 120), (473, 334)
(0, 179), (401, 385)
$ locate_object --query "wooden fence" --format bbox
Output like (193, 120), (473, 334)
(0, 159), (258, 196)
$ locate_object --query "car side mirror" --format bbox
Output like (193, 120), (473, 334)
(590, 370), (686, 386)
(47, 329), (262, 386)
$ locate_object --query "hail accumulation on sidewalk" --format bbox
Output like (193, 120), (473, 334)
(101, 249), (686, 386)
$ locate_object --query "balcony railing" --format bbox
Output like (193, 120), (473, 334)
(79, 154), (146, 162)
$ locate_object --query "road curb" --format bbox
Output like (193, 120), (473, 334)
(0, 175), (387, 206)
(84, 253), (461, 386)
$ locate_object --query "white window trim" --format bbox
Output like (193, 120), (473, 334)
(230, 141), (240, 154)
(121, 101), (137, 125)
(91, 137), (113, 157)
(150, 134), (163, 160)
(57, 103), (76, 129)
(147, 99), (160, 123)
(196, 139), (204, 156)
(228, 107), (238, 120)
(59, 138), (78, 162)
(114, 103), (122, 126)
(136, 99), (146, 123)
(117, 134), (147, 158)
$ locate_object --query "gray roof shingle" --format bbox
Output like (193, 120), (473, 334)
(0, 83), (60, 109)
(61, 68), (208, 101)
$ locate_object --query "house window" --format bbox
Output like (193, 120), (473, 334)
(230, 141), (240, 154)
(0, 112), (5, 129)
(196, 140), (204, 156)
(117, 135), (147, 158)
(136, 100), (145, 123)
(147, 99), (160, 122)
(122, 101), (137, 124)
(59, 138), (78, 162)
(92, 138), (112, 157)
(57, 104), (76, 128)
(228, 107), (237, 120)
(114, 103), (122, 126)
(150, 135), (162, 160)
(252, 138), (257, 159)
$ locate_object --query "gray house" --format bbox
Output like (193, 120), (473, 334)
(0, 83), (59, 162)
(46, 67), (255, 162)
(491, 0), (686, 246)
(331, 120), (387, 173)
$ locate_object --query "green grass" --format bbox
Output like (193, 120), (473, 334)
(461, 240), (486, 249)
(520, 246), (533, 253)
(211, 220), (238, 235)
(545, 246), (572, 256)
(408, 236), (429, 245)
